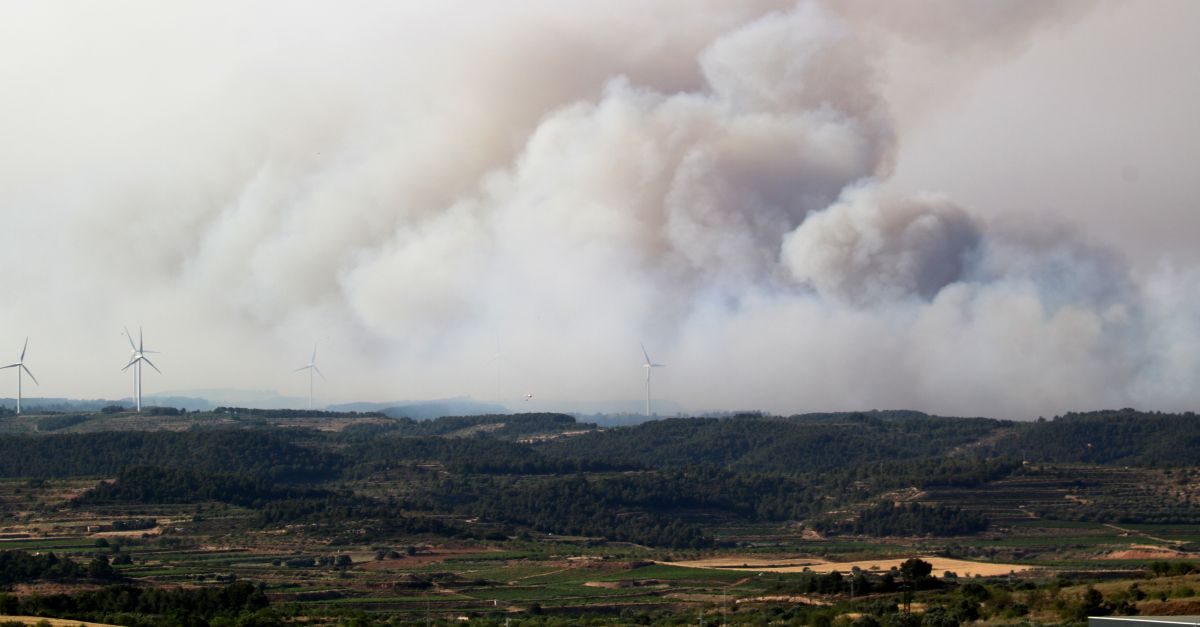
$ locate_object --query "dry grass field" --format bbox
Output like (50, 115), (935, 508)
(662, 555), (1036, 577)
(0, 616), (123, 627)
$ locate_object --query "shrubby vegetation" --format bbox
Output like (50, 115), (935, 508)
(814, 502), (988, 537)
(386, 412), (593, 438)
(34, 413), (91, 431)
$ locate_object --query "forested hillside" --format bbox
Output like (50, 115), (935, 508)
(5, 409), (1199, 547)
(989, 409), (1200, 465)
(538, 412), (1007, 472)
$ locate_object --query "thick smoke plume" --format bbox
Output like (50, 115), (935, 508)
(0, 1), (1196, 418)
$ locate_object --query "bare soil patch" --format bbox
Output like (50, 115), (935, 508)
(1105, 544), (1197, 560)
(92, 526), (164, 538)
(737, 594), (832, 606)
(1107, 549), (1195, 560)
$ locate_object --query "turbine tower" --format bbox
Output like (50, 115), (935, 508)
(1, 338), (38, 414)
(640, 342), (664, 416)
(122, 326), (161, 413)
(295, 344), (326, 410)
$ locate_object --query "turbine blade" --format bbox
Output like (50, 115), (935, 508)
(294, 365), (311, 372)
(20, 337), (28, 361)
(652, 363), (665, 368)
(22, 365), (37, 385)
(640, 342), (652, 365)
(121, 357), (140, 371)
(139, 326), (144, 353)
(311, 343), (317, 364)
(142, 355), (162, 374)
(124, 326), (137, 351)
(313, 366), (327, 381)
(0, 364), (18, 370)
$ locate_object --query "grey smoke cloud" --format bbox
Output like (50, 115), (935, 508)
(783, 188), (982, 304)
(0, 1), (1196, 418)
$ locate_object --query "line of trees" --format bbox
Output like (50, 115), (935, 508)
(0, 550), (121, 585)
(0, 581), (271, 626)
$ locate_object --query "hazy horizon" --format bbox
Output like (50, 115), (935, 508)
(1, 1), (1198, 419)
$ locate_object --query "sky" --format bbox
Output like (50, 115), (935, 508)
(0, 1), (1197, 418)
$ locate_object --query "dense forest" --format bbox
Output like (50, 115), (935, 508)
(989, 409), (1200, 465)
(75, 465), (335, 508)
(537, 412), (1006, 474)
(813, 502), (989, 537)
(9, 409), (1200, 547)
(0, 581), (271, 626)
(0, 430), (341, 481)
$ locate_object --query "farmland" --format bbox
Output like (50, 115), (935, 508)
(0, 407), (1195, 625)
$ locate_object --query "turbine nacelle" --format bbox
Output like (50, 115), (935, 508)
(640, 342), (665, 415)
(1, 338), (38, 383)
(640, 342), (664, 370)
(296, 343), (326, 410)
(121, 326), (161, 412)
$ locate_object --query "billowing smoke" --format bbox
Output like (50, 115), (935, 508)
(0, 1), (1196, 418)
(783, 188), (982, 304)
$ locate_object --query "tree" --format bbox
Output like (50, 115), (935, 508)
(900, 558), (933, 613)
(1070, 587), (1108, 622)
(900, 558), (933, 581)
(87, 555), (117, 580)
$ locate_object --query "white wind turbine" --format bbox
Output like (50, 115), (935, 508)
(640, 342), (664, 416)
(295, 344), (326, 410)
(122, 326), (161, 413)
(2, 338), (38, 414)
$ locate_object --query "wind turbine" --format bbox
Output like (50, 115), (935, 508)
(121, 326), (161, 413)
(1, 338), (38, 414)
(295, 344), (326, 410)
(640, 342), (664, 416)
